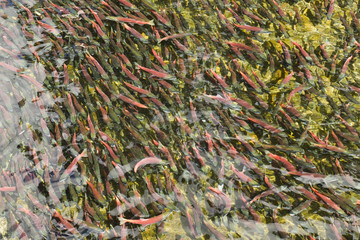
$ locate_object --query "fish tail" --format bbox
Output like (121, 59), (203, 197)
(118, 216), (126, 225)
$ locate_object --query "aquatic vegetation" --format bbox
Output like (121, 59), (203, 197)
(0, 0), (359, 239)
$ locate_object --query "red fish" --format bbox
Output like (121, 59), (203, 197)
(150, 10), (170, 25)
(192, 147), (206, 167)
(98, 131), (114, 143)
(280, 71), (294, 86)
(58, 18), (77, 37)
(65, 93), (76, 119)
(267, 152), (297, 172)
(239, 71), (259, 90)
(186, 209), (200, 238)
(235, 134), (254, 152)
(242, 8), (263, 22)
(118, 194), (142, 217)
(227, 7), (243, 23)
(271, 0), (286, 18)
(292, 41), (311, 61)
(319, 43), (330, 61)
(0, 186), (16, 192)
(87, 114), (96, 139)
(63, 63), (70, 85)
(87, 180), (105, 202)
(247, 117), (282, 133)
(27, 193), (45, 210)
(101, 141), (120, 161)
(19, 74), (43, 90)
(120, 62), (140, 82)
(134, 157), (163, 172)
(296, 187), (318, 201)
(95, 86), (112, 104)
(230, 164), (253, 183)
(159, 33), (192, 42)
(288, 84), (305, 103)
(37, 20), (59, 35)
(123, 23), (144, 39)
(152, 49), (166, 66)
(330, 221), (342, 240)
(14, 172), (25, 198)
(335, 114), (358, 136)
(160, 145), (177, 171)
(49, 1), (70, 14)
(313, 144), (345, 153)
(327, 0), (335, 20)
(239, 192), (261, 221)
(308, 131), (325, 144)
(120, 213), (168, 226)
(226, 41), (255, 51)
(250, 189), (274, 204)
(279, 109), (294, 124)
(167, 172), (182, 202)
(351, 11), (360, 29)
(0, 61), (20, 72)
(123, 81), (152, 96)
(63, 150), (87, 175)
(331, 130), (345, 148)
(0, 46), (18, 59)
(89, 8), (105, 28)
(185, 156), (199, 179)
(18, 207), (46, 232)
(80, 64), (93, 83)
(208, 187), (232, 212)
(132, 187), (148, 215)
(145, 176), (168, 205)
(204, 93), (231, 105)
(311, 187), (341, 211)
(101, 1), (118, 14)
(71, 94), (86, 117)
(137, 64), (169, 78)
(339, 55), (353, 79)
(251, 71), (267, 89)
(107, 16), (153, 25)
(117, 0), (135, 8)
(21, 5), (34, 23)
(189, 99), (198, 122)
(85, 54), (108, 79)
(209, 69), (229, 88)
(234, 24), (266, 32)
(348, 85), (360, 93)
(277, 40), (292, 64)
(204, 131), (213, 154)
(287, 171), (325, 179)
(53, 210), (79, 235)
(117, 94), (148, 108)
(331, 53), (337, 75)
(97, 106), (110, 125)
(118, 53), (131, 66)
(173, 39), (189, 52)
(111, 161), (126, 182)
(281, 104), (302, 118)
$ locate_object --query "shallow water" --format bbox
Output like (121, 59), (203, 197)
(0, 0), (359, 239)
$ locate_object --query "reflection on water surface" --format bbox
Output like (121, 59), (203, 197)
(0, 0), (359, 239)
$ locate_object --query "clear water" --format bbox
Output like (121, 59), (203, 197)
(0, 0), (359, 239)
